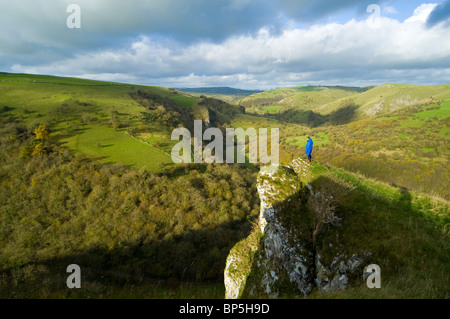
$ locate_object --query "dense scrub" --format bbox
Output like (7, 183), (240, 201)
(282, 102), (450, 199)
(0, 122), (260, 297)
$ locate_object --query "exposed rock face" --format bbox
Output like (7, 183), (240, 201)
(259, 210), (313, 297)
(223, 226), (261, 299)
(257, 163), (313, 297)
(224, 252), (246, 299)
(224, 158), (372, 298)
(257, 166), (279, 233)
(315, 252), (373, 293)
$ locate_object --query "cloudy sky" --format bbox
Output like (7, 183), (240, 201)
(1, 0), (449, 89)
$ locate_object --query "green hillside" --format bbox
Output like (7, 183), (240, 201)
(235, 83), (449, 200)
(239, 84), (450, 128)
(0, 73), (448, 299)
(0, 73), (182, 170)
(0, 73), (244, 171)
(320, 83), (450, 117)
(262, 99), (450, 199)
(239, 85), (365, 114)
(175, 87), (263, 104)
(0, 73), (256, 298)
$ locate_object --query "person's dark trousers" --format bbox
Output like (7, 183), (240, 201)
(308, 154), (312, 161)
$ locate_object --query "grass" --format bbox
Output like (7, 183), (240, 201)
(0, 73), (151, 125)
(437, 125), (449, 138)
(257, 105), (283, 114)
(169, 95), (200, 108)
(240, 86), (361, 114)
(285, 136), (329, 147)
(314, 167), (450, 298)
(284, 131), (330, 148)
(414, 101), (450, 119)
(60, 125), (173, 172)
(314, 83), (450, 117)
(0, 73), (200, 172)
(1, 273), (225, 299)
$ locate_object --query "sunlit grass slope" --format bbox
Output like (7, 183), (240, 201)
(0, 72), (197, 170)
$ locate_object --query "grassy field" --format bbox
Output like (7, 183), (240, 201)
(60, 125), (173, 172)
(285, 132), (329, 148)
(0, 73), (155, 123)
(0, 73), (197, 171)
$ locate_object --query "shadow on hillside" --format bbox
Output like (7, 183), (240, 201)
(0, 108), (20, 123)
(0, 106), (14, 114)
(0, 219), (253, 298)
(278, 109), (327, 127)
(276, 104), (358, 127)
(53, 126), (90, 142)
(392, 184), (412, 209)
(328, 104), (358, 125)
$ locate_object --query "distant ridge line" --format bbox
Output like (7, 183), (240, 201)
(174, 87), (264, 96)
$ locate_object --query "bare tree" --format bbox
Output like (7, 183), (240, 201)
(306, 185), (341, 270)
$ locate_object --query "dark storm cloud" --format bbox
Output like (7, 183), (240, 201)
(0, 0), (382, 48)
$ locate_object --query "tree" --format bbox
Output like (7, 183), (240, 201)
(306, 185), (341, 272)
(34, 124), (50, 141)
(32, 143), (47, 157)
(82, 114), (94, 124)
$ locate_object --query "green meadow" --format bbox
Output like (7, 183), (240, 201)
(60, 125), (173, 172)
(0, 73), (189, 171)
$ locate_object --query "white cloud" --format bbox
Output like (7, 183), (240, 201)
(405, 3), (438, 23)
(6, 2), (450, 88)
(383, 6), (398, 15)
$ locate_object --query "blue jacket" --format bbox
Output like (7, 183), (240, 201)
(305, 139), (313, 155)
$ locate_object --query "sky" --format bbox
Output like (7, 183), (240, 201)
(1, 0), (450, 89)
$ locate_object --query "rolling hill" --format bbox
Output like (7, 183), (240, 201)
(174, 87), (264, 104)
(0, 72), (258, 298)
(0, 72), (243, 171)
(239, 83), (450, 124)
(239, 85), (368, 114)
(175, 87), (263, 96)
(0, 72), (448, 299)
(319, 83), (450, 117)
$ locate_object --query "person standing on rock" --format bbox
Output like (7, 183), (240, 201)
(305, 136), (313, 163)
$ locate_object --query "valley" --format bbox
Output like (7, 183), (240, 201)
(0, 72), (448, 299)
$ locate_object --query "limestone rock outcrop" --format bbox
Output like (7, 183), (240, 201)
(224, 158), (372, 298)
